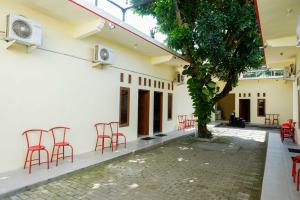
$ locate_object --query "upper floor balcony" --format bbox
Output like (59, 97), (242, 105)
(239, 68), (285, 80)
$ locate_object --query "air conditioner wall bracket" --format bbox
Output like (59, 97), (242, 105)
(92, 62), (105, 69)
(3, 39), (16, 49)
(27, 45), (37, 53)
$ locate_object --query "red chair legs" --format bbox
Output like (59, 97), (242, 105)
(104, 138), (113, 153)
(291, 158), (300, 190)
(24, 149), (49, 174)
(292, 157), (300, 183)
(280, 129), (283, 142)
(293, 159), (296, 182)
(293, 135), (296, 143)
(95, 137), (113, 154)
(178, 122), (186, 130)
(297, 168), (300, 191)
(112, 134), (126, 150)
(113, 135), (118, 149)
(51, 145), (73, 166)
(24, 150), (29, 169)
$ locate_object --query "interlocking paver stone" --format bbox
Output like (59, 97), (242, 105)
(3, 127), (266, 200)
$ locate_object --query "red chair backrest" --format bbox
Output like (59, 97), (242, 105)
(95, 123), (110, 136)
(49, 127), (70, 144)
(178, 115), (187, 123)
(283, 122), (296, 135)
(109, 122), (120, 134)
(22, 129), (48, 148)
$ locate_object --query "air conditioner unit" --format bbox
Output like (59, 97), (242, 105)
(176, 72), (185, 84)
(6, 14), (42, 47)
(284, 66), (292, 78)
(94, 45), (114, 65)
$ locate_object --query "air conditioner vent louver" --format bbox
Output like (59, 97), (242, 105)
(100, 48), (109, 61)
(12, 20), (32, 39)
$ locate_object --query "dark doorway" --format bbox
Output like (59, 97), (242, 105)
(239, 99), (250, 122)
(217, 94), (235, 120)
(153, 92), (163, 133)
(138, 90), (150, 137)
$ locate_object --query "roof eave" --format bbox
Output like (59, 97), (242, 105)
(69, 0), (188, 64)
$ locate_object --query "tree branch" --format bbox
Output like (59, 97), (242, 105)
(174, 0), (183, 25)
(173, 0), (194, 64)
(212, 72), (237, 103)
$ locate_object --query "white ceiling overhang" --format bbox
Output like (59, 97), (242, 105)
(151, 55), (189, 67)
(266, 36), (297, 48)
(14, 0), (188, 66)
(256, 0), (300, 68)
(73, 19), (106, 39)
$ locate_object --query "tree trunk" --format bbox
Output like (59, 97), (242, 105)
(198, 123), (212, 138)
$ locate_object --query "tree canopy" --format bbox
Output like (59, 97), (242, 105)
(132, 0), (263, 137)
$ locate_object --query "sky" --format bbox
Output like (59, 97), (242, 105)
(85, 0), (166, 43)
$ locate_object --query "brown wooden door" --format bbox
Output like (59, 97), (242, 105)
(239, 99), (250, 122)
(138, 90), (150, 136)
(153, 92), (163, 133)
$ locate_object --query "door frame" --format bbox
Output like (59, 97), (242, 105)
(137, 89), (150, 137)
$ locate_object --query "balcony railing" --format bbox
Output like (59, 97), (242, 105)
(239, 69), (284, 80)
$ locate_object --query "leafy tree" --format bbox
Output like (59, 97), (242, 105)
(132, 0), (263, 138)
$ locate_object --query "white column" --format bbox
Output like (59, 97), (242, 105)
(293, 52), (300, 143)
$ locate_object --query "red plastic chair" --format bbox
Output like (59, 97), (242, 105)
(94, 123), (113, 153)
(280, 121), (296, 143)
(49, 127), (73, 166)
(22, 129), (49, 174)
(292, 156), (300, 186)
(188, 114), (196, 128)
(109, 122), (126, 149)
(178, 115), (187, 130)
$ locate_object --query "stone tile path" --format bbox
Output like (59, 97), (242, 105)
(261, 130), (300, 200)
(4, 127), (266, 200)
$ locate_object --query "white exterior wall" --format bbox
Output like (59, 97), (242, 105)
(174, 84), (194, 116)
(218, 79), (293, 124)
(293, 52), (300, 144)
(233, 79), (293, 124)
(0, 1), (193, 173)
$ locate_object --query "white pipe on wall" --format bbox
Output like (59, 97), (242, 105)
(296, 16), (300, 47)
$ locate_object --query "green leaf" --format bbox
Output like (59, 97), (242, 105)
(202, 88), (210, 96)
(207, 82), (216, 89)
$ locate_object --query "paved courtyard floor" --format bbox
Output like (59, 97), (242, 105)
(4, 127), (266, 200)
